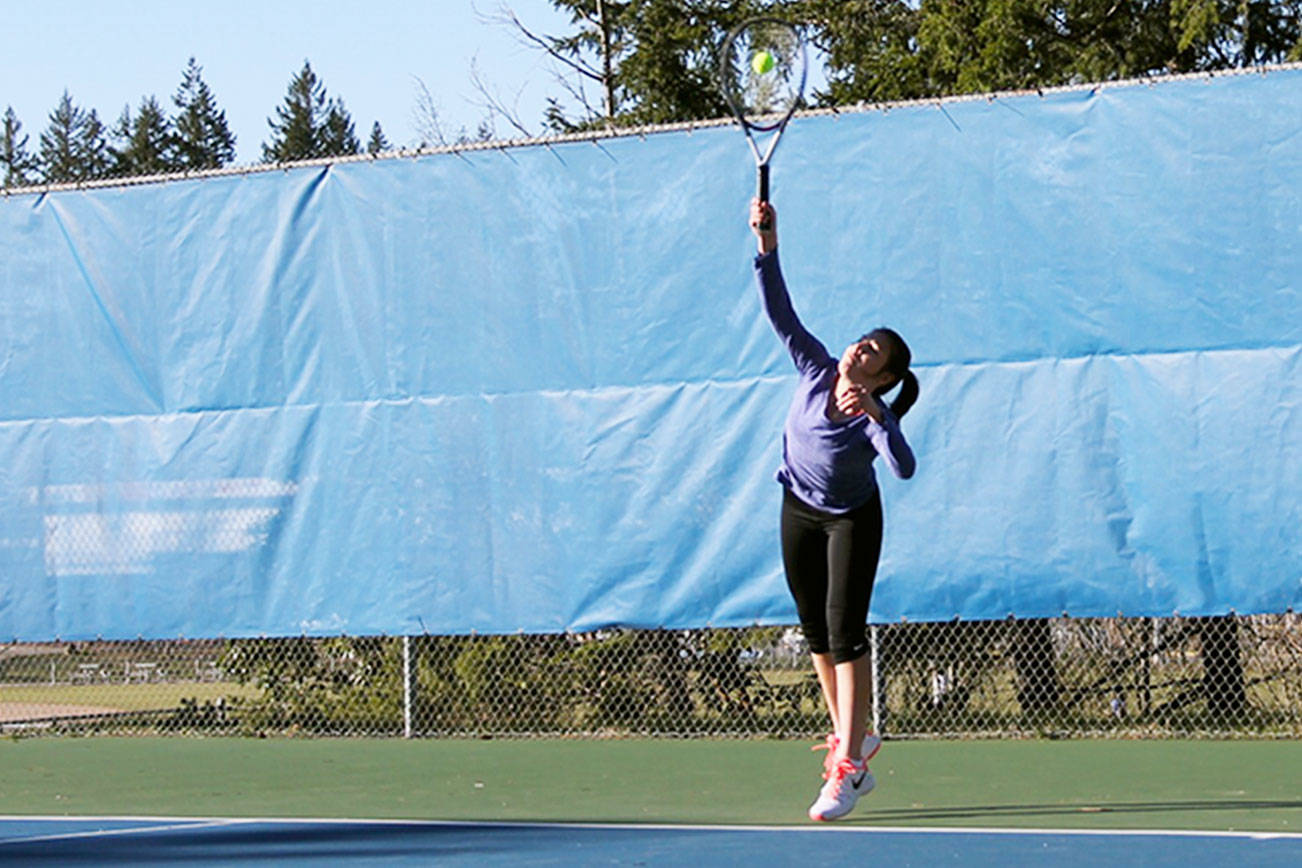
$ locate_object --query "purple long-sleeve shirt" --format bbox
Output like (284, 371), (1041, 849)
(756, 249), (916, 513)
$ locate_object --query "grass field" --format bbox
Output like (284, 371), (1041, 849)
(0, 681), (256, 710)
(2, 737), (1299, 832)
(0, 681), (260, 727)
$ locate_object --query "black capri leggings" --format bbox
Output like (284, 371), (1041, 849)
(780, 486), (883, 664)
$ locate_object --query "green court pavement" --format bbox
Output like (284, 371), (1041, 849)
(2, 737), (1299, 832)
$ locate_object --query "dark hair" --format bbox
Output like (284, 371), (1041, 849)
(866, 327), (919, 418)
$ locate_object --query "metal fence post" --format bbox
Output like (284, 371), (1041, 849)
(870, 626), (885, 736)
(1143, 617), (1155, 717)
(403, 635), (412, 739)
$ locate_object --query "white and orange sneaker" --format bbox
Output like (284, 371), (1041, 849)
(808, 757), (875, 821)
(813, 732), (883, 777)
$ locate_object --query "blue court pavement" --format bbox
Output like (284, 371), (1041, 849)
(2, 817), (1301, 866)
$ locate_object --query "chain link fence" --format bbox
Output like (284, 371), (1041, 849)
(2, 614), (1298, 739)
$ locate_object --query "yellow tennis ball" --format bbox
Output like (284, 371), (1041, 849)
(752, 50), (776, 75)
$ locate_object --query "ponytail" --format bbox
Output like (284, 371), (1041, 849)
(890, 369), (919, 418)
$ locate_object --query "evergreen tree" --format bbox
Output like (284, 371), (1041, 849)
(172, 57), (237, 170)
(511, 1), (1302, 127)
(38, 91), (109, 183)
(264, 60), (325, 162)
(798, 0), (1302, 104)
(321, 98), (360, 156)
(1, 106), (37, 188)
(263, 60), (359, 161)
(516, 0), (758, 131)
(611, 0), (756, 126)
(110, 95), (176, 176)
(366, 121), (391, 154)
(795, 1), (927, 103)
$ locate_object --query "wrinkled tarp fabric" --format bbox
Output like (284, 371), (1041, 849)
(1, 71), (1299, 641)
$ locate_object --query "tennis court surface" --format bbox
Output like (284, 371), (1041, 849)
(3, 817), (1301, 866)
(4, 737), (1300, 864)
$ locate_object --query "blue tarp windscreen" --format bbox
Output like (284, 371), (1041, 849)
(1, 70), (1299, 641)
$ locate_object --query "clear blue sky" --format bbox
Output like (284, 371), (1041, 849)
(1, 1), (575, 163)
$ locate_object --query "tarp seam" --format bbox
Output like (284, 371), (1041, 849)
(0, 342), (1295, 428)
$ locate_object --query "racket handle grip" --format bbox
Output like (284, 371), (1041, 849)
(757, 164), (771, 229)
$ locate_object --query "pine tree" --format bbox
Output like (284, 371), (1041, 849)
(505, 0), (756, 131)
(172, 58), (236, 170)
(797, 0), (1302, 104)
(321, 98), (360, 156)
(79, 110), (109, 180)
(264, 61), (325, 161)
(366, 121), (390, 155)
(263, 60), (359, 161)
(1, 106), (37, 187)
(39, 91), (109, 183)
(512, 1), (1302, 126)
(110, 95), (176, 177)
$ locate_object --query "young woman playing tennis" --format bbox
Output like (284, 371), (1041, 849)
(749, 198), (918, 821)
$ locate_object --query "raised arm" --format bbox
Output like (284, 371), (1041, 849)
(750, 198), (778, 256)
(751, 200), (831, 375)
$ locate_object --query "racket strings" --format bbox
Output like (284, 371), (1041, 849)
(720, 20), (808, 130)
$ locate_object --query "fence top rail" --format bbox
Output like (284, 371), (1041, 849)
(5, 61), (1301, 199)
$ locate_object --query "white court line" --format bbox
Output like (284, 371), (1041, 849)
(2, 815), (1299, 842)
(0, 818), (242, 846)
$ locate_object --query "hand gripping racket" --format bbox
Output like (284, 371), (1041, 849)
(719, 18), (808, 229)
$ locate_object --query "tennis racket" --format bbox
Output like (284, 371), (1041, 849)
(719, 18), (808, 229)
